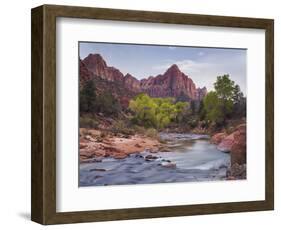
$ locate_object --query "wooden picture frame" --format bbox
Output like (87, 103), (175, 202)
(31, 4), (274, 225)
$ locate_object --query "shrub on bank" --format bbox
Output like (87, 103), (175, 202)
(111, 120), (135, 136)
(80, 116), (98, 128)
(145, 128), (158, 139)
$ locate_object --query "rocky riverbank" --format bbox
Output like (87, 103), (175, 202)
(79, 123), (247, 183)
(210, 123), (246, 179)
(80, 132), (230, 186)
(80, 128), (163, 162)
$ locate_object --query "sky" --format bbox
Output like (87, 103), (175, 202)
(79, 42), (247, 95)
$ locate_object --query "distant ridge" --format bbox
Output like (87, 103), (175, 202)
(80, 53), (207, 106)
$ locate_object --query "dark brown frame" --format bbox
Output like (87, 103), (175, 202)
(31, 4), (274, 225)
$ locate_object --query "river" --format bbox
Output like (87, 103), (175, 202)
(79, 133), (230, 186)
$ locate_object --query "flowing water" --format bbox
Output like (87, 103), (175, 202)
(79, 133), (230, 186)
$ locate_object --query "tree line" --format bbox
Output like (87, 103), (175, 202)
(80, 80), (121, 116)
(80, 74), (246, 130)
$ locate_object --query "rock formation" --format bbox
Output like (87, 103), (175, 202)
(80, 53), (207, 103)
(140, 64), (200, 100)
(212, 124), (246, 166)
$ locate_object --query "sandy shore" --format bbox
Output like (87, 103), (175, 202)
(80, 128), (161, 162)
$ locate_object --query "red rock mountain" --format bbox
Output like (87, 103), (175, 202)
(83, 54), (124, 82)
(124, 73), (141, 92)
(140, 64), (204, 100)
(79, 58), (93, 87)
(80, 53), (207, 103)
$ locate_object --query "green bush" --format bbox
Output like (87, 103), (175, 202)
(129, 93), (188, 129)
(96, 92), (121, 117)
(132, 125), (146, 135)
(79, 116), (98, 128)
(145, 128), (158, 139)
(111, 120), (134, 136)
(188, 118), (198, 129)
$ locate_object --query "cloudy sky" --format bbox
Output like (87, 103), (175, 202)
(79, 42), (247, 94)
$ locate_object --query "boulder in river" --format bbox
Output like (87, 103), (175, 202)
(89, 168), (106, 172)
(161, 162), (176, 168)
(145, 154), (158, 161)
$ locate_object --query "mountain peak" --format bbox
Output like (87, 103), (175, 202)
(84, 53), (105, 64)
(80, 53), (207, 101)
(86, 53), (102, 58)
(124, 73), (134, 78)
(169, 64), (180, 70)
(164, 64), (183, 76)
(82, 53), (108, 80)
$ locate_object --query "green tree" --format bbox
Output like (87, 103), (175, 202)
(96, 92), (121, 116)
(203, 91), (223, 124)
(129, 94), (188, 129)
(213, 74), (235, 121)
(174, 101), (188, 122)
(214, 74), (235, 100)
(189, 100), (196, 115)
(203, 74), (247, 125)
(129, 93), (157, 127)
(80, 80), (97, 113)
(198, 100), (206, 120)
(232, 84), (246, 118)
(232, 84), (243, 105)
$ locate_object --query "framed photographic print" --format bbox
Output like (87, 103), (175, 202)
(31, 4), (274, 225)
